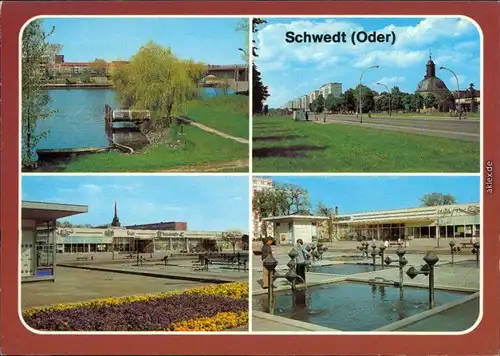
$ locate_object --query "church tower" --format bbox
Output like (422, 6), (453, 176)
(425, 51), (436, 79)
(111, 201), (121, 227)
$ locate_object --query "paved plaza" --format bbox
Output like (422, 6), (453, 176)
(22, 266), (212, 310)
(23, 252), (249, 310)
(312, 114), (480, 141)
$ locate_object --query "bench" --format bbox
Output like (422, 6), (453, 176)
(76, 256), (90, 261)
(460, 242), (475, 248)
(388, 242), (402, 247)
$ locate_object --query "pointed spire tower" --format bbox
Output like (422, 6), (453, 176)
(111, 201), (121, 227)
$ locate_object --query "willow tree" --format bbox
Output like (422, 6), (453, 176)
(22, 19), (57, 167)
(110, 42), (204, 126)
(236, 19), (250, 61)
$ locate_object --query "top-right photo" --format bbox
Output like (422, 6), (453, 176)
(252, 17), (481, 173)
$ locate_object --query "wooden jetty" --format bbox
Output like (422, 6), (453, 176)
(104, 105), (152, 152)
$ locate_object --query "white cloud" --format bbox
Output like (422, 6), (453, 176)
(256, 17), (476, 70)
(107, 183), (143, 192)
(81, 184), (102, 194)
(353, 50), (425, 68)
(389, 18), (474, 48)
(373, 76), (405, 88)
(57, 183), (102, 194)
(130, 202), (183, 214)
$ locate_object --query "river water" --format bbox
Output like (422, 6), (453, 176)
(35, 87), (228, 151)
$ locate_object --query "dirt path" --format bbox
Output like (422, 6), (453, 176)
(159, 158), (249, 172)
(179, 117), (249, 144)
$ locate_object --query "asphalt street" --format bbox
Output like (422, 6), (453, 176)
(314, 114), (480, 141)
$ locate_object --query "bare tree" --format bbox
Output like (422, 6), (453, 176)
(223, 229), (243, 254)
(316, 202), (336, 242)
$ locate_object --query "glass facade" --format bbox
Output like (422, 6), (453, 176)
(332, 205), (480, 241)
(35, 221), (56, 276)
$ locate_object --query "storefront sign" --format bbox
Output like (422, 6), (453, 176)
(105, 229), (115, 237)
(437, 205), (480, 216)
(158, 231), (185, 238)
(56, 228), (74, 237)
(336, 216), (352, 221)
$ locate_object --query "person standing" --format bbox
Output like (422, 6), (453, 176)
(261, 237), (275, 289)
(295, 239), (311, 284)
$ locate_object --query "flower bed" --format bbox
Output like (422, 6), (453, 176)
(23, 282), (249, 332)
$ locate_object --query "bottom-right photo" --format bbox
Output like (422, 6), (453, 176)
(251, 175), (480, 333)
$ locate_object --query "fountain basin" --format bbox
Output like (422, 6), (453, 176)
(309, 263), (392, 275)
(439, 260), (479, 268)
(252, 281), (475, 331)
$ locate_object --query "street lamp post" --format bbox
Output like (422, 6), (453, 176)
(359, 65), (379, 123)
(440, 66), (461, 120)
(376, 82), (391, 117)
(238, 48), (249, 90)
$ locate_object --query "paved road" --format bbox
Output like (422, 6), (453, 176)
(317, 114), (480, 141)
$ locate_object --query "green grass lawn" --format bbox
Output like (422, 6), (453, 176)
(186, 95), (249, 139)
(63, 125), (248, 172)
(253, 115), (479, 173)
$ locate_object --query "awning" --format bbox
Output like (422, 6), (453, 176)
(334, 216), (436, 225)
(22, 201), (88, 221)
(263, 215), (328, 222)
(56, 236), (112, 244)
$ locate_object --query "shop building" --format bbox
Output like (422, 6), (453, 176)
(332, 202), (480, 241)
(263, 215), (328, 245)
(21, 201), (88, 282)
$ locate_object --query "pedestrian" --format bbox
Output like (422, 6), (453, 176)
(261, 237), (276, 289)
(305, 111), (309, 121)
(295, 239), (311, 284)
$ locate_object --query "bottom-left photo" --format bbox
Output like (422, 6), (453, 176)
(20, 175), (250, 332)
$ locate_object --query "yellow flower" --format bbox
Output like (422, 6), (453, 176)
(170, 312), (248, 332)
(22, 282), (249, 317)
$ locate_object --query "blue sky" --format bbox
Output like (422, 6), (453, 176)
(265, 176), (479, 214)
(40, 17), (248, 64)
(255, 17), (481, 107)
(22, 176), (249, 231)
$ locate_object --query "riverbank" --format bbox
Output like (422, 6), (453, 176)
(60, 125), (248, 172)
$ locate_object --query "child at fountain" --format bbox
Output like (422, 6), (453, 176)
(295, 239), (311, 285)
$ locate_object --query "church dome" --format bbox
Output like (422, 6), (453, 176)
(415, 51), (454, 112)
(416, 77), (448, 92)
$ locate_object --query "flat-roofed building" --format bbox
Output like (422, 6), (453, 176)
(300, 95), (310, 110)
(320, 82), (342, 98)
(21, 200), (88, 282)
(309, 90), (320, 102)
(332, 202), (480, 241)
(263, 215), (328, 244)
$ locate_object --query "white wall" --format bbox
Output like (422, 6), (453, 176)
(293, 221), (314, 244)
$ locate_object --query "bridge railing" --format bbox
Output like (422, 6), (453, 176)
(112, 109), (151, 121)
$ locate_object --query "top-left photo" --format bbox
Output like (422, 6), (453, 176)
(21, 17), (250, 173)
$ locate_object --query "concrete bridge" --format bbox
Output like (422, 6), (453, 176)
(205, 64), (249, 93)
